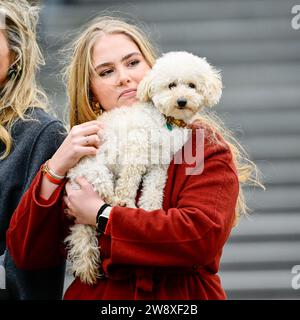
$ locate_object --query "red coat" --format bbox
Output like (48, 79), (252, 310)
(7, 128), (239, 300)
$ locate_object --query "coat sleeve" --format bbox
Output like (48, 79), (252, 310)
(6, 169), (67, 269)
(104, 140), (239, 268)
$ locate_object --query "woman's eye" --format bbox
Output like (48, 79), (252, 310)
(128, 59), (140, 67)
(168, 82), (177, 89)
(99, 69), (113, 77)
(188, 83), (196, 89)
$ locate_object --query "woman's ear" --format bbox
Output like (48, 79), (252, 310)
(136, 71), (154, 102)
(202, 67), (223, 108)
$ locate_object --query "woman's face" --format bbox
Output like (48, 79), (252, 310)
(90, 33), (151, 111)
(0, 30), (11, 87)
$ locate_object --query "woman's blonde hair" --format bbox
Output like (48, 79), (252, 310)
(64, 15), (263, 224)
(0, 0), (47, 160)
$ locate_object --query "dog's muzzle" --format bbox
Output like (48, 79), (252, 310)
(177, 97), (187, 109)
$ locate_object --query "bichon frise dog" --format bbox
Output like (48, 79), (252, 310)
(64, 51), (222, 285)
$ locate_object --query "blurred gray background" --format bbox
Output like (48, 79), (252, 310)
(37, 0), (300, 299)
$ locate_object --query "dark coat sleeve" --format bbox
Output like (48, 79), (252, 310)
(4, 118), (68, 299)
(6, 116), (67, 269)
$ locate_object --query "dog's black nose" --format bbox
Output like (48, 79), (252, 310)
(177, 97), (187, 108)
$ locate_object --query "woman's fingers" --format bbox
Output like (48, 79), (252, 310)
(73, 146), (98, 158)
(73, 177), (95, 194)
(70, 123), (103, 150)
(64, 208), (77, 222)
(70, 121), (103, 138)
(48, 122), (103, 177)
(72, 124), (103, 138)
(77, 134), (101, 148)
(65, 181), (73, 195)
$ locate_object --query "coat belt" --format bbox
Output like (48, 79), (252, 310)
(105, 265), (207, 300)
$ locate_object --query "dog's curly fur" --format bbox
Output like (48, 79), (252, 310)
(64, 51), (222, 285)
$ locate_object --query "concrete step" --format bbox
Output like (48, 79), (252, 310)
(42, 16), (300, 55)
(157, 17), (299, 45)
(220, 266), (299, 299)
(240, 134), (300, 160)
(164, 39), (300, 64)
(218, 85), (300, 112)
(42, 1), (297, 27)
(221, 241), (300, 264)
(219, 63), (300, 87)
(231, 212), (300, 237)
(245, 185), (300, 212)
(220, 110), (300, 137)
(256, 160), (300, 186)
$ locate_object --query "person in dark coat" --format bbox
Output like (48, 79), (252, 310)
(0, 0), (66, 299)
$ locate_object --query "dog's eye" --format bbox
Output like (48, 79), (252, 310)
(168, 82), (177, 89)
(188, 83), (196, 89)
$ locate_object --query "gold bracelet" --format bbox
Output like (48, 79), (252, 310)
(42, 160), (66, 181)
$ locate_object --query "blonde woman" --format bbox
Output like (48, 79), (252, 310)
(7, 16), (262, 299)
(0, 0), (67, 299)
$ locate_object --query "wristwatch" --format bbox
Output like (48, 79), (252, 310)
(96, 204), (111, 234)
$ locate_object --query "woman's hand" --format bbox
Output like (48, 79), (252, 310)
(49, 121), (103, 177)
(64, 177), (105, 226)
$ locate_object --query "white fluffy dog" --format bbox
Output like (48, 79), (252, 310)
(64, 51), (222, 285)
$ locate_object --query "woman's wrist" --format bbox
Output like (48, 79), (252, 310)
(40, 172), (62, 200)
(48, 157), (68, 177)
(40, 159), (67, 199)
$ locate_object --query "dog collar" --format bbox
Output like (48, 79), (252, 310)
(164, 115), (187, 130)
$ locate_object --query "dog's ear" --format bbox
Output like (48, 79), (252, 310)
(202, 66), (223, 108)
(136, 71), (155, 102)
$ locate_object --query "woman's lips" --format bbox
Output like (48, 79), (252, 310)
(119, 89), (137, 99)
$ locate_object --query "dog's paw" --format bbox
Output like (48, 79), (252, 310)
(112, 197), (136, 208)
(122, 199), (137, 208)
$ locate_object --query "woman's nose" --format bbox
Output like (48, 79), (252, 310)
(117, 68), (131, 85)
